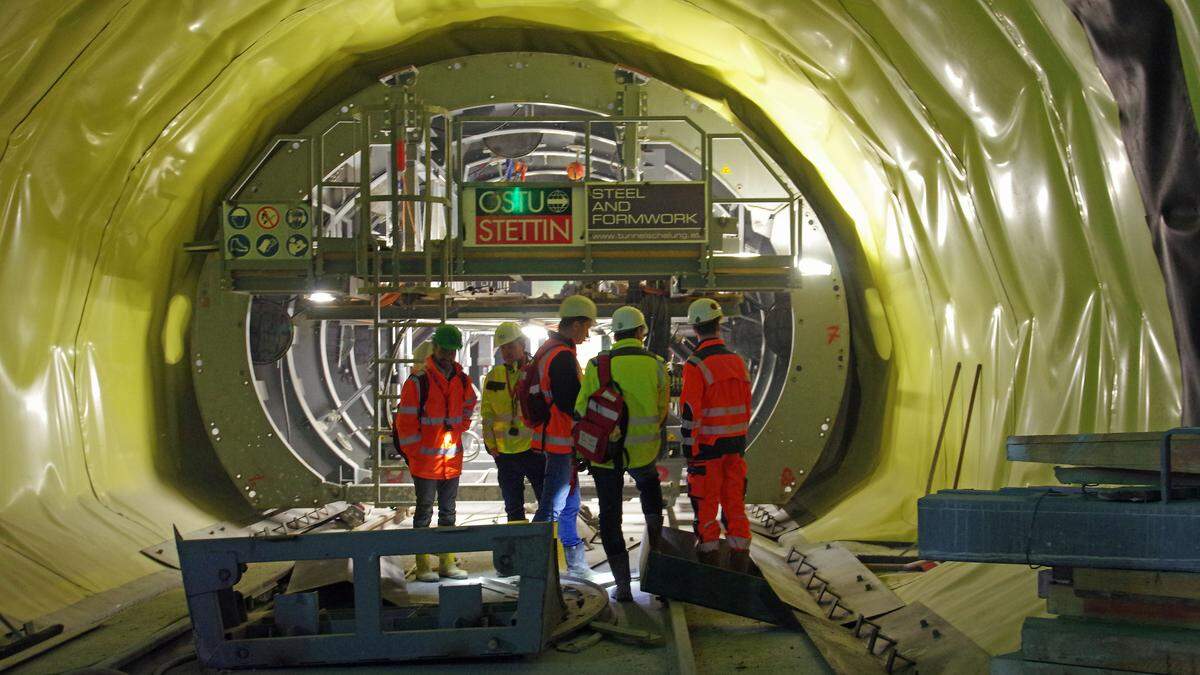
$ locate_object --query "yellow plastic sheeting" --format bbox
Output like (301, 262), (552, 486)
(0, 0), (1184, 620)
(891, 561), (1047, 656)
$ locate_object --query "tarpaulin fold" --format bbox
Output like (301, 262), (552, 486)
(0, 0), (1186, 630)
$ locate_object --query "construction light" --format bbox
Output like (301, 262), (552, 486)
(522, 324), (549, 342)
(798, 258), (833, 276)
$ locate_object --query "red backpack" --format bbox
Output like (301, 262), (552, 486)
(572, 354), (627, 464)
(516, 339), (560, 429)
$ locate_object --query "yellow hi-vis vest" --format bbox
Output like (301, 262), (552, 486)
(575, 338), (669, 469)
(481, 361), (533, 454)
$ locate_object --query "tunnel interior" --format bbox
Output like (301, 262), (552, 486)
(1, 0), (1195, 661)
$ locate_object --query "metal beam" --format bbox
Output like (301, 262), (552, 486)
(918, 488), (1200, 572)
(177, 523), (563, 669)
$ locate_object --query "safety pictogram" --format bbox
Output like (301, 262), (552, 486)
(286, 207), (309, 229)
(287, 234), (309, 257)
(228, 206), (251, 230)
(256, 234), (280, 257)
(256, 206), (281, 230)
(227, 234), (250, 258)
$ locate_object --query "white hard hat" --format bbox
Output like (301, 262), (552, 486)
(611, 306), (646, 333)
(559, 294), (598, 320)
(687, 298), (723, 325)
(494, 321), (523, 347)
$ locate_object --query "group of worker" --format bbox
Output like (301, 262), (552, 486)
(391, 295), (753, 602)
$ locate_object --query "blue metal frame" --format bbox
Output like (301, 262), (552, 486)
(176, 522), (561, 669)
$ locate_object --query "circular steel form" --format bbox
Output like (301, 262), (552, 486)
(191, 52), (850, 509)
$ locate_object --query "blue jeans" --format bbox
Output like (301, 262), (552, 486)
(532, 452), (582, 547)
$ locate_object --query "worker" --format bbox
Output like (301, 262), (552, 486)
(481, 322), (544, 522)
(680, 299), (753, 572)
(393, 324), (479, 582)
(576, 306), (669, 601)
(529, 295), (597, 579)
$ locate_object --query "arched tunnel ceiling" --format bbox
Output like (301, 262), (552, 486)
(0, 0), (1194, 620)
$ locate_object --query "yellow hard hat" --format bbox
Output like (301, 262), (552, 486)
(611, 306), (646, 333)
(687, 298), (723, 325)
(558, 294), (598, 320)
(494, 321), (524, 347)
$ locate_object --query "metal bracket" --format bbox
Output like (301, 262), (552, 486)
(176, 522), (562, 669)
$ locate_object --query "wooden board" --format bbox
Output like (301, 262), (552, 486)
(750, 542), (825, 617)
(1046, 583), (1200, 630)
(791, 611), (886, 674)
(874, 602), (990, 674)
(1073, 568), (1200, 601)
(790, 543), (906, 620)
(1021, 617), (1200, 673)
(1007, 433), (1200, 473)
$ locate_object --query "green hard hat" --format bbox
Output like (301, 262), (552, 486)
(432, 324), (463, 350)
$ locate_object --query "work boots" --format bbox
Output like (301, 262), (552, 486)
(414, 554), (439, 582)
(609, 552), (634, 602)
(695, 546), (720, 567)
(644, 515), (664, 552)
(728, 548), (752, 574)
(439, 553), (469, 580)
(564, 543), (599, 581)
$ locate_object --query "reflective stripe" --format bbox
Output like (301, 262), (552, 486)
(395, 434), (421, 445)
(697, 540), (720, 552)
(600, 390), (618, 402)
(687, 356), (714, 384)
(680, 420), (696, 430)
(625, 433), (660, 445)
(703, 405), (747, 416)
(529, 384), (541, 394)
(699, 423), (748, 436)
(681, 437), (695, 446)
(577, 432), (599, 451)
(628, 415), (660, 425)
(727, 536), (750, 551)
(419, 446), (458, 456)
(544, 435), (573, 447)
(587, 400), (620, 421)
(422, 415), (463, 425)
(394, 406), (418, 415)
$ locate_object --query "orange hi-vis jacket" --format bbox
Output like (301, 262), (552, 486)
(531, 335), (579, 455)
(393, 356), (479, 480)
(680, 338), (752, 460)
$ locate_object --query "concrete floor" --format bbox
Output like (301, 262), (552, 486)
(9, 498), (830, 674)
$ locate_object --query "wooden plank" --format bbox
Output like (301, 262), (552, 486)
(749, 543), (824, 617)
(1007, 433), (1200, 473)
(665, 601), (697, 675)
(1021, 617), (1200, 674)
(1054, 466), (1200, 487)
(1073, 568), (1200, 601)
(874, 602), (990, 675)
(791, 543), (906, 620)
(1046, 583), (1200, 630)
(790, 611), (886, 674)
